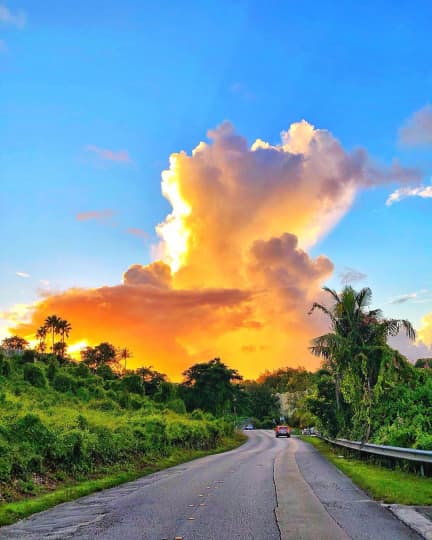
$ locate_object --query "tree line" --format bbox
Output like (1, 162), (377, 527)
(304, 285), (432, 449)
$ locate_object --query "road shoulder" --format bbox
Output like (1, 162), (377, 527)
(294, 437), (422, 539)
(386, 505), (432, 540)
(274, 437), (348, 540)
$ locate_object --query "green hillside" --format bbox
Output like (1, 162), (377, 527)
(0, 349), (240, 513)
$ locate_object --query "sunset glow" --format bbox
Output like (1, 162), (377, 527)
(2, 2), (432, 379)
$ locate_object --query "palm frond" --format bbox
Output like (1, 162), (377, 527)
(308, 302), (335, 324)
(356, 287), (373, 309)
(322, 286), (341, 304)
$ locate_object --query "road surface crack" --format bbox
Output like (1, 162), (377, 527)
(272, 450), (283, 540)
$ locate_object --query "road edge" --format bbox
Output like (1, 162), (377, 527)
(0, 433), (247, 528)
(385, 504), (432, 540)
(273, 437), (349, 540)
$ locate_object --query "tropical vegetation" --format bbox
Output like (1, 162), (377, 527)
(305, 286), (432, 449)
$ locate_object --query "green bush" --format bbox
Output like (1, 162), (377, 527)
(75, 362), (91, 378)
(0, 357), (11, 377)
(52, 373), (76, 393)
(22, 350), (37, 364)
(96, 364), (117, 380)
(76, 387), (90, 401)
(23, 364), (47, 388)
(92, 398), (120, 412)
(129, 396), (143, 410)
(121, 375), (143, 395)
(190, 409), (206, 421)
(166, 398), (186, 414)
(46, 361), (58, 381)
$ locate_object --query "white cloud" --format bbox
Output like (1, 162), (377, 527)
(0, 4), (26, 29)
(386, 185), (432, 205)
(339, 267), (367, 285)
(399, 105), (432, 147)
(389, 292), (417, 304)
(389, 333), (432, 363)
(16, 271), (30, 278)
(85, 145), (132, 164)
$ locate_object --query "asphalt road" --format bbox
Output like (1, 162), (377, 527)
(0, 431), (421, 540)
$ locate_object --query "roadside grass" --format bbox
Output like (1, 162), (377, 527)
(302, 436), (432, 506)
(0, 432), (246, 527)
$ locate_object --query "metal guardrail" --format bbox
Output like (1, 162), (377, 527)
(317, 435), (432, 464)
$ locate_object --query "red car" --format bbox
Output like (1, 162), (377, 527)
(275, 425), (291, 438)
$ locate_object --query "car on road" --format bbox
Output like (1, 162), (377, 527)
(275, 425), (290, 438)
(244, 423), (254, 430)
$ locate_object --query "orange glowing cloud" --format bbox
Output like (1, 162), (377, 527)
(418, 313), (432, 347)
(9, 121), (421, 379)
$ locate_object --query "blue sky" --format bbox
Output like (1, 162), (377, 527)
(1, 0), (432, 364)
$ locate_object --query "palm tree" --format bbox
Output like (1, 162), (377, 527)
(118, 347), (132, 372)
(309, 285), (416, 439)
(310, 285), (415, 357)
(57, 319), (72, 356)
(53, 341), (67, 358)
(44, 315), (62, 354)
(36, 326), (48, 353)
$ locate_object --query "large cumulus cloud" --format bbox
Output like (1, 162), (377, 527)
(9, 120), (421, 379)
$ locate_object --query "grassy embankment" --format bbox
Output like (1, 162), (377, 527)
(0, 353), (246, 526)
(0, 432), (245, 527)
(302, 436), (432, 506)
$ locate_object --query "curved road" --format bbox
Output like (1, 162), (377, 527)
(0, 431), (420, 539)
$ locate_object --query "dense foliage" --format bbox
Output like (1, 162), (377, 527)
(0, 351), (235, 501)
(306, 286), (432, 448)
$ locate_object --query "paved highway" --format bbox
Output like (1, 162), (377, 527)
(0, 431), (420, 539)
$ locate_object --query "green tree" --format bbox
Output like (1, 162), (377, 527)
(23, 364), (46, 388)
(53, 342), (67, 358)
(1, 335), (29, 351)
(136, 366), (167, 396)
(81, 342), (118, 372)
(121, 374), (144, 395)
(118, 347), (132, 371)
(36, 326), (48, 353)
(181, 358), (242, 416)
(243, 381), (280, 420)
(57, 319), (72, 355)
(415, 358), (432, 369)
(309, 286), (416, 440)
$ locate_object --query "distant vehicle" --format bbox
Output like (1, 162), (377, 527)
(244, 424), (254, 430)
(275, 425), (290, 438)
(302, 427), (317, 436)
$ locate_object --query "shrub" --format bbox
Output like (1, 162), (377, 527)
(190, 409), (206, 421)
(46, 362), (57, 381)
(76, 387), (90, 402)
(414, 433), (432, 450)
(52, 373), (76, 393)
(92, 399), (121, 412)
(0, 440), (12, 481)
(166, 399), (186, 414)
(0, 357), (11, 377)
(22, 349), (37, 364)
(129, 396), (143, 410)
(96, 364), (117, 380)
(76, 362), (91, 378)
(23, 364), (47, 388)
(12, 414), (53, 450)
(121, 375), (143, 395)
